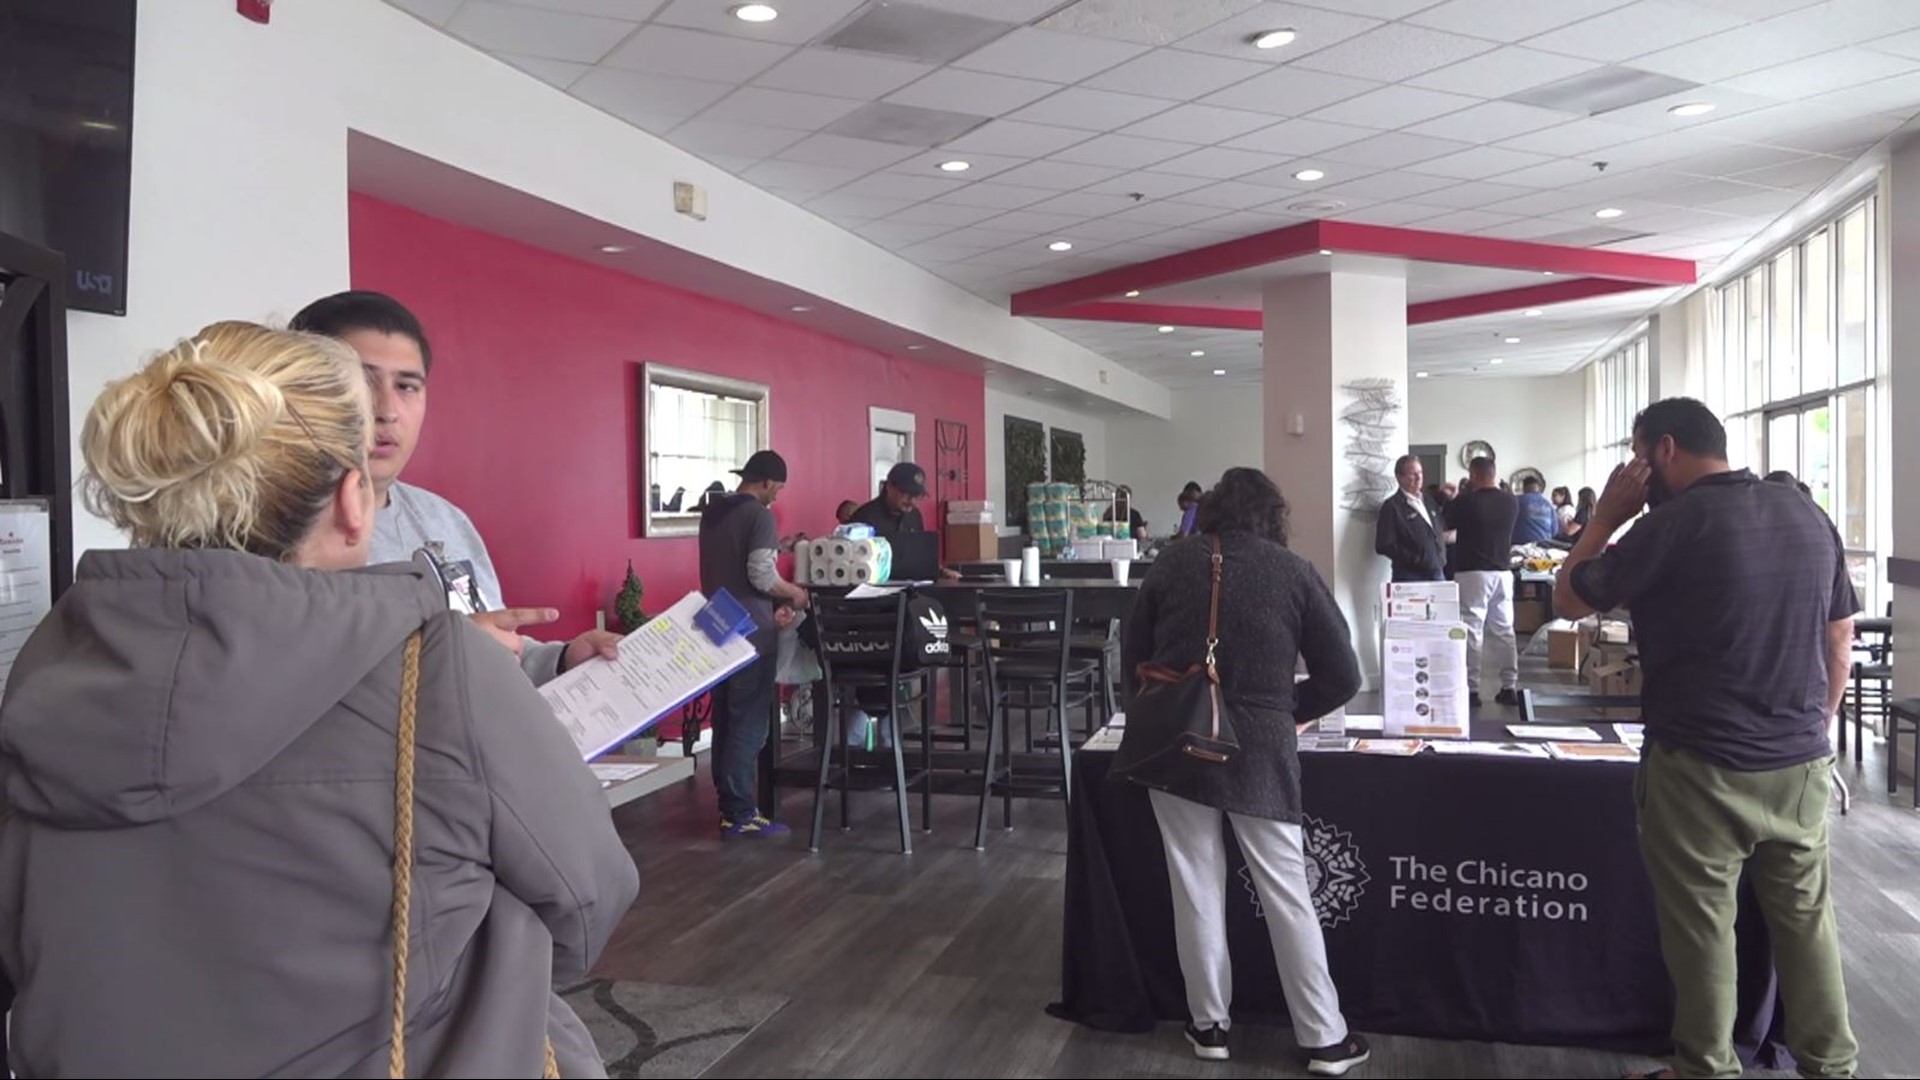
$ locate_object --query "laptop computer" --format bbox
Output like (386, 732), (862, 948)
(888, 531), (942, 583)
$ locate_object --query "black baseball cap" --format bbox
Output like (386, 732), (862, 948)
(733, 450), (788, 483)
(887, 462), (928, 496)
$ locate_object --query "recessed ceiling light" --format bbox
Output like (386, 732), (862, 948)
(1158, 325), (1175, 333)
(1191, 350), (1206, 357)
(1212, 368), (1227, 376)
(80, 118), (119, 132)
(939, 160), (971, 173)
(731, 3), (778, 22)
(1124, 290), (1141, 298)
(1543, 271), (1556, 276)
(1524, 308), (1543, 317)
(1318, 249), (1333, 256)
(1505, 336), (1521, 344)
(1294, 168), (1326, 182)
(1595, 207), (1624, 219)
(1669, 102), (1716, 117)
(1252, 28), (1297, 49)
(1415, 371), (1430, 379)
(1490, 358), (1506, 366)
(906, 344), (925, 351)
(597, 243), (630, 254)
(1048, 240), (1073, 252)
(790, 304), (813, 312)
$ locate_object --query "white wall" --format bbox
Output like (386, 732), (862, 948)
(984, 387), (1109, 532)
(1408, 373), (1589, 493)
(1105, 382), (1264, 531)
(62, 0), (1167, 560)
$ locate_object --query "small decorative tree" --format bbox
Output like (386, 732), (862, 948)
(615, 561), (645, 632)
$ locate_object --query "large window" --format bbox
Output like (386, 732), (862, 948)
(1705, 196), (1881, 607)
(1586, 336), (1649, 484)
(643, 365), (770, 537)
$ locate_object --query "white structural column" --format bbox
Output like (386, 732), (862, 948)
(1887, 135), (1920, 740)
(1263, 269), (1410, 687)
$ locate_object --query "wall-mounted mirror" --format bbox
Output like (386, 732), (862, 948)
(643, 364), (770, 538)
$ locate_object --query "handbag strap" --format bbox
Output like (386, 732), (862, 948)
(389, 630), (560, 1079)
(1204, 535), (1223, 679)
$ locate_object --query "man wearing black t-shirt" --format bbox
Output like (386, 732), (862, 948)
(1444, 457), (1519, 707)
(1556, 399), (1857, 1080)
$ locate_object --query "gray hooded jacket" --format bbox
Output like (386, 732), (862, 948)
(0, 549), (639, 1077)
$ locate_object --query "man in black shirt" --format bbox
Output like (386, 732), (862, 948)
(1555, 398), (1857, 1080)
(852, 462), (929, 540)
(1444, 456), (1520, 707)
(1374, 454), (1445, 583)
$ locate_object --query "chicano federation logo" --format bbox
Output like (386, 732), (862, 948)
(1241, 815), (1369, 929)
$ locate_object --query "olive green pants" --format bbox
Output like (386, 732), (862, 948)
(1636, 742), (1857, 1079)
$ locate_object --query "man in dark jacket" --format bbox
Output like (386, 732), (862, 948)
(1375, 455), (1446, 582)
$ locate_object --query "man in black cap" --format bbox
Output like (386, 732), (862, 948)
(852, 461), (931, 540)
(699, 450), (808, 839)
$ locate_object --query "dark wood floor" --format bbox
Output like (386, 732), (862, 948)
(594, 694), (1920, 1079)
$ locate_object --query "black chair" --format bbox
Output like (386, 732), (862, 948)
(1842, 616), (1892, 765)
(924, 611), (987, 754)
(973, 589), (1103, 850)
(809, 592), (935, 854)
(1886, 699), (1920, 810)
(1069, 615), (1121, 737)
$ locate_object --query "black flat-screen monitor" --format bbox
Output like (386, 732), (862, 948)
(0, 0), (136, 316)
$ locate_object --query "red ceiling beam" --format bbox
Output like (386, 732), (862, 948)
(1405, 277), (1664, 326)
(1009, 221), (1319, 316)
(1041, 301), (1262, 331)
(1319, 221), (1697, 287)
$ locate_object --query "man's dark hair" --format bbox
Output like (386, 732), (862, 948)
(1394, 453), (1420, 479)
(290, 290), (434, 373)
(1469, 456), (1497, 479)
(1196, 466), (1289, 546)
(1522, 476), (1543, 493)
(1633, 397), (1727, 459)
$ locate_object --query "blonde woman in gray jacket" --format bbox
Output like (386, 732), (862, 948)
(0, 322), (639, 1077)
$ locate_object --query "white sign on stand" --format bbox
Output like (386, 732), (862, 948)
(0, 501), (53, 696)
(1383, 619), (1469, 739)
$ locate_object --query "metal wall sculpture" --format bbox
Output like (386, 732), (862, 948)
(1339, 377), (1400, 515)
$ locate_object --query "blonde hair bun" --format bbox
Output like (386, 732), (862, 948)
(81, 321), (371, 557)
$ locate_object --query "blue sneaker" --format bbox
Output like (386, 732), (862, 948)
(720, 812), (791, 840)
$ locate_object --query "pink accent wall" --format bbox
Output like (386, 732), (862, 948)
(348, 194), (987, 636)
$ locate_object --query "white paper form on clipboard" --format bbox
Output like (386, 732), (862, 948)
(0, 500), (52, 695)
(539, 590), (758, 760)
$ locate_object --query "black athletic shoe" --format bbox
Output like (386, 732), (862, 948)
(1495, 688), (1520, 706)
(1306, 1033), (1371, 1076)
(1468, 691), (1483, 708)
(1185, 1023), (1229, 1061)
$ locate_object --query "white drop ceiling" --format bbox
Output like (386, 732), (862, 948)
(386, 0), (1920, 386)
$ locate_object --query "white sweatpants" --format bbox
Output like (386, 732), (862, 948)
(1455, 569), (1519, 694)
(1149, 788), (1347, 1049)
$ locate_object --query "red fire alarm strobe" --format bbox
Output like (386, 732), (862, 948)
(238, 0), (272, 24)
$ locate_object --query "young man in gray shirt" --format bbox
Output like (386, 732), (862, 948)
(291, 291), (619, 686)
(699, 451), (807, 838)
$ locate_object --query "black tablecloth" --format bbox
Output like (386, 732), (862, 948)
(1053, 723), (1788, 1067)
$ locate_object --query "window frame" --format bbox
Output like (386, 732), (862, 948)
(641, 363), (772, 539)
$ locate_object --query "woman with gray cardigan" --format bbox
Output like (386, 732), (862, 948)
(1120, 468), (1369, 1075)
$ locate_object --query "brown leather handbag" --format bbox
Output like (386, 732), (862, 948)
(1110, 537), (1240, 790)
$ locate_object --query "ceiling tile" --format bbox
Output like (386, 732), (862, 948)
(1314, 171), (1459, 201)
(1292, 23), (1499, 81)
(1412, 180), (1542, 208)
(1114, 201), (1235, 227)
(1496, 158), (1618, 189)
(1176, 180), (1301, 209)
(985, 209), (1097, 234)
(1682, 0), (1823, 17)
(700, 86), (864, 130)
(856, 221), (957, 246)
(1318, 130), (1473, 168)
(1200, 66), (1384, 117)
(887, 70), (1061, 116)
(775, 132), (922, 170)
(668, 118), (808, 159)
(572, 68), (733, 125)
(1225, 117), (1375, 155)
(1407, 0), (1636, 42)
(805, 192), (920, 221)
(653, 0), (868, 45)
(483, 0), (665, 17)
(1408, 47), (1601, 100)
(1410, 145), (1555, 180)
(1670, 142), (1815, 176)
(990, 159), (1128, 190)
(494, 52), (591, 89)
(1063, 216), (1185, 242)
(1118, 103), (1286, 144)
(885, 150), (1029, 181)
(1496, 117), (1646, 156)
(1176, 2), (1387, 61)
(1037, 0), (1273, 46)
(1008, 87), (1180, 131)
(1049, 133), (1194, 169)
(1308, 85), (1481, 129)
(933, 183), (1059, 209)
(1522, 1), (1747, 63)
(752, 49), (935, 100)
(1293, 0), (1451, 14)
(834, 173), (969, 201)
(1027, 190), (1158, 217)
(1082, 170), (1219, 199)
(1720, 48), (1920, 99)
(1413, 208), (1524, 233)
(445, 1), (638, 63)
(1475, 216), (1593, 239)
(602, 25), (790, 82)
(1403, 100), (1567, 142)
(941, 120), (1097, 157)
(1151, 146), (1293, 180)
(1801, 70), (1920, 116)
(1873, 27), (1920, 61)
(388, 0), (464, 23)
(952, 27), (1151, 83)
(1188, 208), (1309, 236)
(1732, 155), (1848, 190)
(1083, 50), (1272, 100)
(1335, 202), (1454, 226)
(740, 160), (866, 195)
(906, 0), (1070, 20)
(1630, 21), (1850, 83)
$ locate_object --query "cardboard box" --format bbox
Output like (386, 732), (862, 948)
(1547, 623), (1582, 670)
(946, 511), (996, 526)
(946, 523), (999, 562)
(1582, 642), (1642, 697)
(1514, 598), (1550, 635)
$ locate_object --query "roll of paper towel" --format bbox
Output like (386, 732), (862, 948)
(1021, 546), (1041, 586)
(810, 561), (836, 586)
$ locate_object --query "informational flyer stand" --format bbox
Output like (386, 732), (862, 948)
(1383, 617), (1469, 739)
(0, 500), (53, 696)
